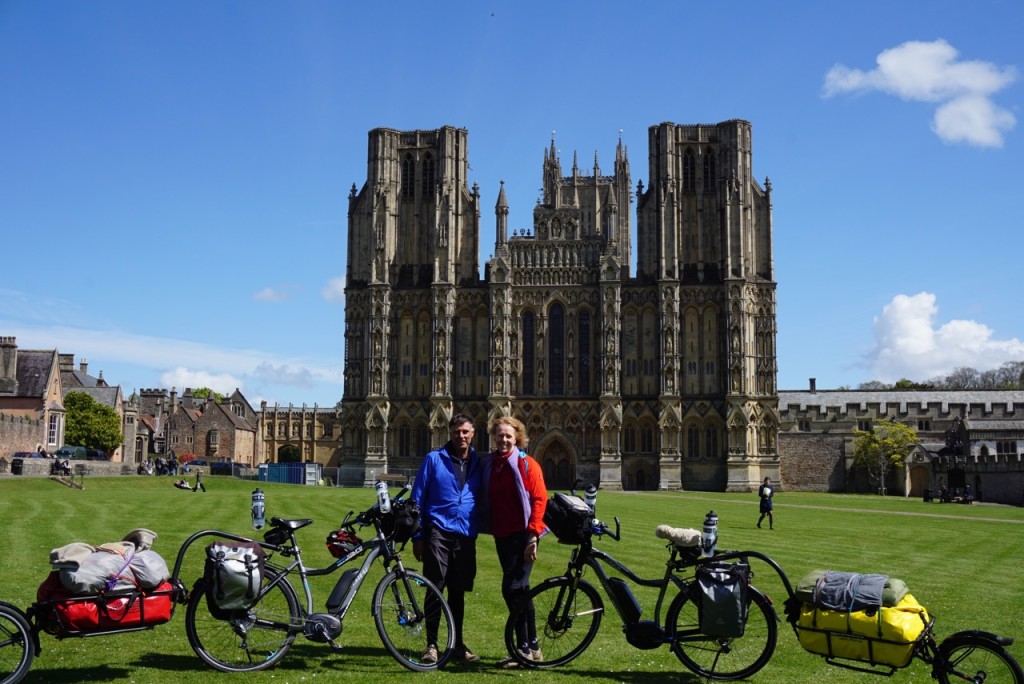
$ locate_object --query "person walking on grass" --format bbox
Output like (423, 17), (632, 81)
(757, 477), (774, 529)
(411, 413), (484, 665)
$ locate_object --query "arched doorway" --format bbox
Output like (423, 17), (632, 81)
(277, 444), (300, 463)
(537, 440), (575, 490)
(908, 465), (930, 497)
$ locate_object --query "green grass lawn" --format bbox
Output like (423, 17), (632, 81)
(1, 476), (1022, 683)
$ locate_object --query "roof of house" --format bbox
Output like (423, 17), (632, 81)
(13, 349), (57, 399)
(64, 386), (121, 409)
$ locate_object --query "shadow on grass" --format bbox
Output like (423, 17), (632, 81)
(20, 664), (133, 683)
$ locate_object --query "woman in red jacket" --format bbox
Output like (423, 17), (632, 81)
(486, 415), (547, 668)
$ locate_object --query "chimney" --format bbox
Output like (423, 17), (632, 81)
(80, 358), (88, 375)
(809, 378), (817, 393)
(59, 354), (74, 372)
(0, 337), (18, 394)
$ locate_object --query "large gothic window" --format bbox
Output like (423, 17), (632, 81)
(455, 313), (473, 396)
(683, 149), (696, 194)
(421, 153), (435, 196)
(702, 147), (716, 194)
(579, 310), (591, 395)
(705, 425), (718, 458)
(401, 154), (414, 199)
(522, 311), (535, 395)
(414, 425), (429, 459)
(687, 424), (700, 458)
(549, 303), (565, 395)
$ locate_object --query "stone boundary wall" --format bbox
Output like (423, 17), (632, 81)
(0, 412), (45, 455)
(0, 460), (256, 479)
(779, 433), (848, 492)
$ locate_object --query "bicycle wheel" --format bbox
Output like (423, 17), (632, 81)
(936, 633), (1024, 684)
(0, 603), (34, 684)
(504, 577), (603, 668)
(667, 584), (777, 680)
(185, 566), (301, 673)
(372, 570), (454, 671)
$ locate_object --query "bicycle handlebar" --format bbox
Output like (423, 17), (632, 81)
(343, 486), (412, 529)
(591, 516), (621, 541)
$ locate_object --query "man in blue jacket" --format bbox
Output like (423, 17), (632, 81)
(412, 413), (484, 664)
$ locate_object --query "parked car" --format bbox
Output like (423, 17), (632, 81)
(12, 451), (46, 459)
(188, 459), (237, 475)
(53, 446), (87, 460)
(85, 449), (109, 461)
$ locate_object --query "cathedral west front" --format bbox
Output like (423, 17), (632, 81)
(327, 120), (779, 492)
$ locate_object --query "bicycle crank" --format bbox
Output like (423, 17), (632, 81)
(305, 612), (343, 648)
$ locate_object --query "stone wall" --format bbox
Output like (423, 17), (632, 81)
(0, 412), (46, 456)
(778, 433), (848, 492)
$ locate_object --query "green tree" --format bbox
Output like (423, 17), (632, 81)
(63, 391), (123, 453)
(191, 387), (224, 403)
(852, 419), (918, 495)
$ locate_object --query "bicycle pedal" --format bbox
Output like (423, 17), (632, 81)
(328, 639), (344, 651)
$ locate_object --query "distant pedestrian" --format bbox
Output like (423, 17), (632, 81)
(194, 470), (206, 492)
(757, 477), (774, 529)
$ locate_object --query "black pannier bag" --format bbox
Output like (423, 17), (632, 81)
(694, 561), (750, 638)
(203, 541), (265, 619)
(542, 493), (593, 544)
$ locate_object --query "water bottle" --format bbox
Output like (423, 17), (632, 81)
(375, 479), (391, 513)
(251, 488), (266, 530)
(583, 483), (598, 513)
(701, 510), (718, 557)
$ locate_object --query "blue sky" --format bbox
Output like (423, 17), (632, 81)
(2, 1), (1022, 408)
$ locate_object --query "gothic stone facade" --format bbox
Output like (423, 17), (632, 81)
(333, 122), (778, 491)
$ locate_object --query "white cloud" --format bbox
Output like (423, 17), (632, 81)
(253, 286), (295, 302)
(322, 276), (346, 303)
(160, 367), (244, 396)
(823, 40), (1017, 147)
(252, 362), (316, 387)
(867, 292), (1024, 381)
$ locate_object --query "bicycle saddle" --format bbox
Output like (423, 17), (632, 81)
(655, 524), (701, 548)
(270, 517), (314, 530)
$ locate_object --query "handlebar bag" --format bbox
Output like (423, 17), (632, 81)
(543, 493), (592, 544)
(204, 541), (265, 618)
(381, 498), (421, 544)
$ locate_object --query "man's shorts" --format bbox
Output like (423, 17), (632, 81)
(422, 526), (477, 593)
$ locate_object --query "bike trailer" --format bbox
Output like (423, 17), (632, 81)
(34, 570), (176, 637)
(792, 593), (931, 668)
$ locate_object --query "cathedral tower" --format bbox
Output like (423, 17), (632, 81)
(337, 121), (777, 492)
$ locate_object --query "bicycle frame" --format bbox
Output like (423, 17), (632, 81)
(170, 517), (411, 627)
(565, 539), (688, 630)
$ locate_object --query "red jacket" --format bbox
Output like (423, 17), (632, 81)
(488, 450), (547, 539)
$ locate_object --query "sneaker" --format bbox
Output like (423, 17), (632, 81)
(530, 647), (543, 662)
(497, 649), (531, 669)
(454, 645), (481, 663)
(421, 644), (438, 665)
